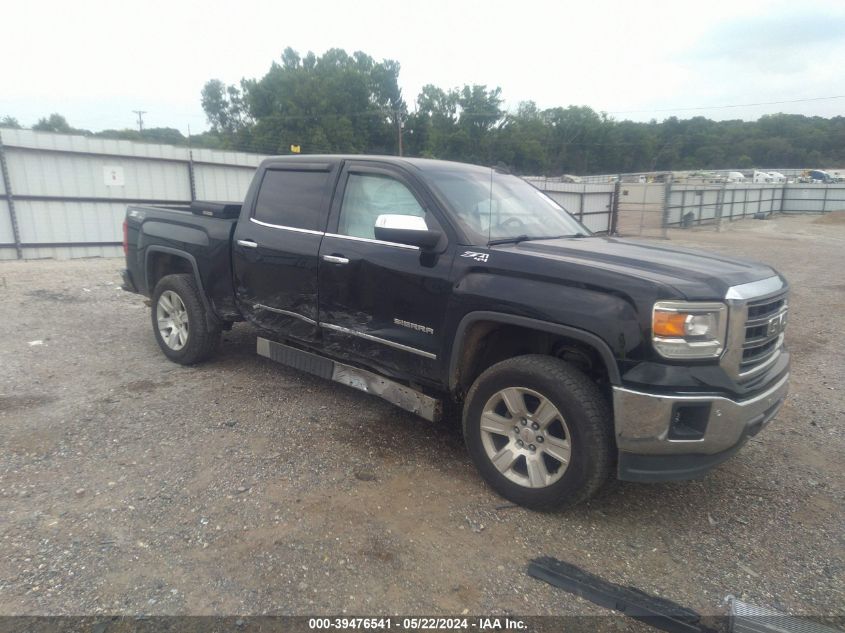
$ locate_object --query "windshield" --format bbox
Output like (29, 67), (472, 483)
(425, 169), (589, 244)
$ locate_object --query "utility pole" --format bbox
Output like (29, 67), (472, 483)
(395, 111), (403, 157)
(132, 110), (147, 133)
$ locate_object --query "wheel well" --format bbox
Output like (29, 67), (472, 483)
(146, 251), (194, 293)
(453, 321), (612, 398)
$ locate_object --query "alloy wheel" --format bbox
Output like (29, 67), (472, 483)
(479, 387), (572, 488)
(156, 290), (189, 351)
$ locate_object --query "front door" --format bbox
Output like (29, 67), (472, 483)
(232, 162), (336, 340)
(317, 162), (454, 383)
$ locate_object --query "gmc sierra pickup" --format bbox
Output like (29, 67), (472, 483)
(122, 156), (790, 510)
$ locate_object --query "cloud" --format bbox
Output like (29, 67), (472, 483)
(688, 10), (845, 67)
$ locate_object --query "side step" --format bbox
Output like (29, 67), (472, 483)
(257, 337), (441, 422)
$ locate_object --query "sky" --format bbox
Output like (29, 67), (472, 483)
(2, 0), (844, 134)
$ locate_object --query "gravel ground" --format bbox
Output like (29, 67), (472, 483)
(0, 213), (842, 621)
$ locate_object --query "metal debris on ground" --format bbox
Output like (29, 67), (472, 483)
(528, 556), (716, 633)
(729, 596), (843, 633)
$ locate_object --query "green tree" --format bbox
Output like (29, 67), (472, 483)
(203, 47), (405, 155)
(201, 79), (248, 134)
(0, 115), (21, 129)
(33, 113), (86, 134)
(94, 127), (186, 145)
(194, 47), (845, 174)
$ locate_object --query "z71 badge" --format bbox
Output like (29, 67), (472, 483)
(461, 251), (489, 262)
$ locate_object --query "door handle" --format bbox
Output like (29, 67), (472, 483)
(237, 239), (258, 248)
(322, 254), (349, 265)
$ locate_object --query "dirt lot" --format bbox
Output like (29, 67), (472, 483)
(1, 213), (843, 621)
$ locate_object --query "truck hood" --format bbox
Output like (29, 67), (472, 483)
(492, 236), (778, 300)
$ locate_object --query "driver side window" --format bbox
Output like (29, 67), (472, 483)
(338, 173), (427, 240)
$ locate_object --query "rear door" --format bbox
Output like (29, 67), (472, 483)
(232, 162), (336, 340)
(317, 161), (455, 382)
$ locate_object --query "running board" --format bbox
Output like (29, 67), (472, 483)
(256, 337), (441, 422)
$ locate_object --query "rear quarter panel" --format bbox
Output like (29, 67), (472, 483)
(125, 205), (239, 319)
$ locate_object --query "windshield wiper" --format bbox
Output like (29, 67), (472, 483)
(488, 234), (532, 246)
(487, 233), (590, 246)
(488, 234), (581, 246)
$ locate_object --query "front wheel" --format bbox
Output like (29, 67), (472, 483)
(462, 355), (614, 511)
(151, 274), (220, 365)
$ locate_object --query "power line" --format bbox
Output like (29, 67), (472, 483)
(8, 92), (844, 139)
(605, 95), (845, 115)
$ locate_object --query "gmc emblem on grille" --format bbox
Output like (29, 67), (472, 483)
(767, 314), (784, 336)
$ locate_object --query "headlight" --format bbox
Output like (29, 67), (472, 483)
(652, 301), (727, 359)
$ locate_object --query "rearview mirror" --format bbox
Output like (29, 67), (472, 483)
(374, 214), (441, 249)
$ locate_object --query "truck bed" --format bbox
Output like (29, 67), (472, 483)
(124, 203), (242, 322)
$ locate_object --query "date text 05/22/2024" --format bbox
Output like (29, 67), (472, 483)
(307, 618), (527, 630)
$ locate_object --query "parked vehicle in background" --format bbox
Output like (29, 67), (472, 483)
(753, 170), (772, 183)
(122, 156), (791, 511)
(767, 171), (787, 183)
(809, 169), (833, 183)
(727, 171), (746, 182)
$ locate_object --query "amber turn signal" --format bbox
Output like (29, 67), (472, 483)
(653, 311), (687, 337)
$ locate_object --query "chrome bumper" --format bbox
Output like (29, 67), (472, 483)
(612, 373), (789, 456)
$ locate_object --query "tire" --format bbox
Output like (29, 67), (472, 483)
(462, 355), (614, 511)
(150, 273), (220, 365)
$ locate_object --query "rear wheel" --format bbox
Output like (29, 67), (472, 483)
(151, 274), (220, 365)
(462, 355), (613, 511)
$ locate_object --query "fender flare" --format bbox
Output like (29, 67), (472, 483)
(144, 245), (220, 325)
(448, 311), (621, 391)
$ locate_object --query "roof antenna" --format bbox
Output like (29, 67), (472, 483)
(487, 165), (493, 246)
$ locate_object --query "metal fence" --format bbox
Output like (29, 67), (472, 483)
(613, 182), (666, 235)
(573, 181), (845, 237)
(665, 183), (784, 227)
(0, 129), (266, 260)
(523, 178), (617, 233)
(2, 129), (844, 260)
(782, 184), (845, 213)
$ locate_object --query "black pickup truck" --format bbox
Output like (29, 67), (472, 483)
(122, 156), (790, 510)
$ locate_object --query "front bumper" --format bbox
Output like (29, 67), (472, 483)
(613, 372), (789, 482)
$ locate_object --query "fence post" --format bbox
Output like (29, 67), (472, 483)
(0, 131), (22, 260)
(728, 188), (735, 221)
(577, 185), (585, 223)
(187, 150), (197, 202)
(697, 188), (705, 225)
(715, 180), (727, 232)
(821, 184), (829, 213)
(661, 175), (673, 239)
(609, 179), (621, 235)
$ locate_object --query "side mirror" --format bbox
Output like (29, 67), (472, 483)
(374, 214), (441, 249)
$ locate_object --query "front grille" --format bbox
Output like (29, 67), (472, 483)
(747, 297), (786, 320)
(739, 293), (787, 378)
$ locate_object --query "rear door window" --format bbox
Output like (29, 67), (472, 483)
(253, 169), (331, 231)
